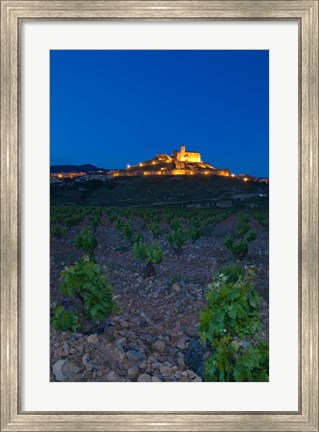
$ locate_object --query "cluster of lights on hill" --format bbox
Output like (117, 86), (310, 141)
(113, 145), (263, 183)
(50, 146), (269, 184)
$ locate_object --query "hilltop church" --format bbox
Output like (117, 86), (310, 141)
(113, 144), (230, 177)
(175, 145), (201, 163)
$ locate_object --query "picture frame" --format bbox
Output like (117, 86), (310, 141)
(1, 1), (318, 431)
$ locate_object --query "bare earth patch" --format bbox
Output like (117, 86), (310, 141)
(50, 214), (268, 382)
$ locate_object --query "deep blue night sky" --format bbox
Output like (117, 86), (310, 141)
(50, 50), (269, 177)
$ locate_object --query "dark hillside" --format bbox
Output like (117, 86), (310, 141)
(51, 175), (268, 209)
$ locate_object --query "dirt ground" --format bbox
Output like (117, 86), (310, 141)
(50, 212), (269, 382)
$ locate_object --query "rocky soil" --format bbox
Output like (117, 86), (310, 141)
(50, 213), (269, 382)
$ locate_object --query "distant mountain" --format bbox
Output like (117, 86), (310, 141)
(50, 164), (105, 173)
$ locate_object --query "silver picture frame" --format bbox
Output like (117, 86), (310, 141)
(1, 1), (318, 431)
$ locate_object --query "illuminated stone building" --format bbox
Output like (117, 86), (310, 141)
(114, 145), (231, 178)
(176, 145), (201, 163)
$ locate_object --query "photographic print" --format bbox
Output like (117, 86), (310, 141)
(50, 50), (269, 383)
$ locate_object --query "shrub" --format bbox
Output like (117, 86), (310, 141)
(225, 212), (256, 260)
(133, 240), (163, 277)
(253, 211), (269, 228)
(51, 225), (64, 239)
(133, 240), (163, 265)
(150, 223), (161, 239)
(107, 210), (117, 223)
(167, 228), (187, 252)
(64, 214), (85, 228)
(51, 304), (80, 332)
(199, 265), (268, 382)
(236, 213), (250, 237)
(122, 222), (133, 240)
(115, 219), (125, 230)
(145, 241), (163, 264)
(189, 223), (201, 242)
(60, 256), (115, 322)
(224, 236), (248, 260)
(215, 263), (245, 284)
(132, 232), (143, 245)
(245, 230), (257, 242)
(239, 213), (249, 224)
(90, 209), (102, 228)
(204, 336), (269, 382)
(133, 241), (147, 261)
(170, 218), (181, 230)
(200, 266), (261, 341)
(75, 227), (97, 257)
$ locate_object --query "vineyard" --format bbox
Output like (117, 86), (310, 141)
(50, 206), (269, 382)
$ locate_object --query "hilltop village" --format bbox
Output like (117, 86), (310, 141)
(120, 145), (230, 178)
(50, 145), (269, 184)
